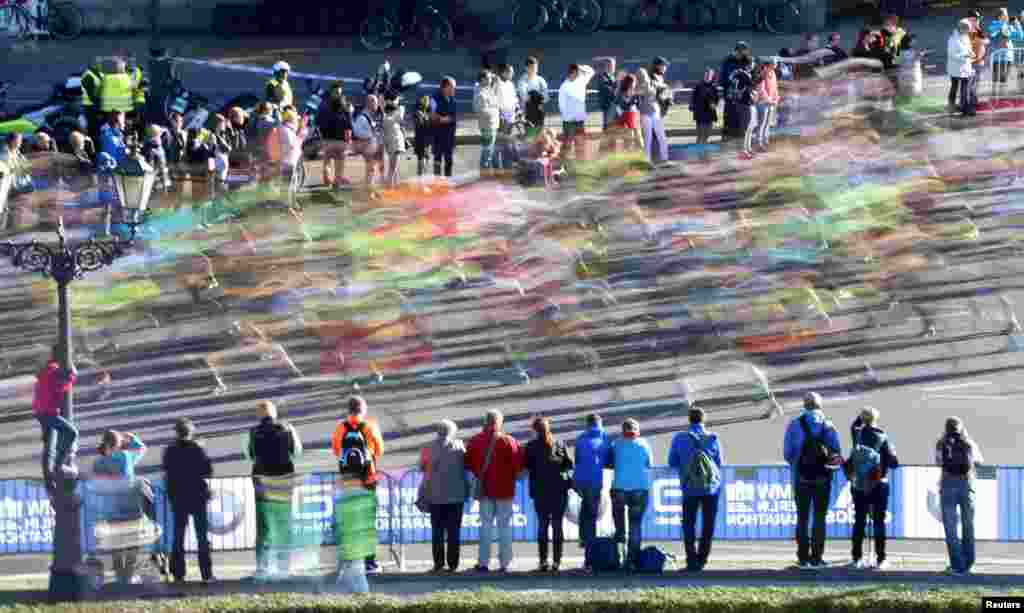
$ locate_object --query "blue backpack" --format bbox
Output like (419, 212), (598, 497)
(636, 546), (670, 573)
(848, 430), (884, 494)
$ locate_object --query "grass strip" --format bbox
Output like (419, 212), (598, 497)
(0, 586), (1006, 613)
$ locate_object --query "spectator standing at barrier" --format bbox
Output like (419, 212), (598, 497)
(474, 69), (502, 178)
(331, 395), (385, 574)
(244, 400), (303, 582)
(278, 108), (308, 206)
(141, 124), (171, 192)
(382, 99), (407, 187)
(608, 418), (652, 572)
(899, 34), (927, 98)
(163, 417), (214, 583)
(668, 407), (723, 572)
(466, 409), (523, 573)
(754, 58), (780, 152)
(431, 78), (458, 178)
(80, 58), (102, 144)
(720, 42), (750, 144)
(948, 20), (976, 114)
(594, 57), (618, 133)
(247, 102), (277, 184)
(558, 62), (595, 172)
(496, 65), (519, 172)
(318, 81), (354, 192)
(730, 57), (757, 160)
(606, 74), (642, 153)
(413, 95), (434, 178)
(574, 413), (609, 572)
(967, 10), (989, 116)
(990, 28), (1014, 99)
(33, 347), (77, 477)
(266, 61), (293, 110)
(517, 57), (549, 110)
(823, 33), (848, 66)
(524, 417), (573, 573)
(419, 419), (468, 573)
(690, 68), (719, 149)
(353, 94), (384, 189)
(94, 429), (146, 480)
(936, 416), (984, 576)
(845, 407), (899, 570)
(636, 66), (667, 166)
(783, 392), (841, 570)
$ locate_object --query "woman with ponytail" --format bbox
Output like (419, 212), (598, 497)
(524, 416), (574, 572)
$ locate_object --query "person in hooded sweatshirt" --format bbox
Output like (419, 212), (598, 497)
(783, 392), (841, 570)
(668, 407), (724, 572)
(573, 413), (610, 571)
(608, 418), (653, 572)
(845, 407), (899, 570)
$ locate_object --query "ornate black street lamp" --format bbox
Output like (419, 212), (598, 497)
(0, 208), (146, 600)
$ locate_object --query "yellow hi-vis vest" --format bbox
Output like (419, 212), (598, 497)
(80, 69), (100, 107)
(266, 78), (293, 108)
(98, 73), (134, 113)
(132, 67), (146, 106)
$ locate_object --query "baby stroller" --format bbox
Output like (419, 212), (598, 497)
(82, 477), (168, 589)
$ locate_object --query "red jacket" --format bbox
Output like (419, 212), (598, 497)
(465, 426), (523, 500)
(32, 360), (74, 418)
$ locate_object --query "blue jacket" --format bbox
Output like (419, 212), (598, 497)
(573, 425), (610, 490)
(783, 410), (841, 481)
(668, 424), (724, 497)
(99, 124), (128, 165)
(610, 436), (652, 492)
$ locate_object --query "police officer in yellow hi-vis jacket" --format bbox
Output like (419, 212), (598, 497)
(80, 58), (103, 144)
(266, 61), (293, 110)
(132, 64), (148, 119)
(99, 59), (135, 115)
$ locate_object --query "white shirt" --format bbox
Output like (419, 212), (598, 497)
(498, 79), (518, 120)
(517, 73), (549, 106)
(279, 122), (306, 168)
(558, 65), (594, 123)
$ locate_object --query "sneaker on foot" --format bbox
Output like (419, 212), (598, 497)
(365, 561), (381, 574)
(874, 560), (891, 571)
(811, 560), (830, 569)
(798, 562), (815, 570)
(847, 559), (868, 570)
(471, 564), (489, 573)
(537, 563), (550, 573)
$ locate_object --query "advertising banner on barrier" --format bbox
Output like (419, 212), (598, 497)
(0, 465), (1022, 556)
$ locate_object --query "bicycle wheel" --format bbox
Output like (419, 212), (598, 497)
(512, 0), (549, 34)
(48, 2), (83, 41)
(629, 0), (662, 28)
(360, 15), (396, 51)
(421, 14), (454, 51)
(763, 2), (799, 34)
(565, 0), (601, 33)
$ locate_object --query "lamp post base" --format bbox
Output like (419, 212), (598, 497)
(47, 568), (86, 603)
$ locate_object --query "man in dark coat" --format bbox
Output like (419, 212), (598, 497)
(163, 417), (214, 583)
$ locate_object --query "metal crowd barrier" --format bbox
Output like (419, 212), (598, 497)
(0, 464), (1022, 558)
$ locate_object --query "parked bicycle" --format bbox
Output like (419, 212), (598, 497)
(512, 0), (602, 35)
(627, 0), (798, 34)
(359, 1), (454, 52)
(0, 0), (83, 41)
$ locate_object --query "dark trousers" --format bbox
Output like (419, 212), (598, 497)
(948, 77), (970, 112)
(611, 489), (648, 567)
(536, 503), (567, 565)
(722, 100), (736, 141)
(433, 128), (455, 177)
(429, 503), (463, 570)
(577, 486), (601, 564)
(795, 479), (831, 564)
(682, 493), (720, 569)
(170, 501), (213, 581)
(851, 482), (889, 563)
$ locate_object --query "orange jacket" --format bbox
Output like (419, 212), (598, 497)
(331, 415), (384, 461)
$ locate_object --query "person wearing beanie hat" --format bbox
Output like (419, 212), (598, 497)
(608, 417), (653, 571)
(935, 416), (984, 575)
(783, 391), (841, 570)
(846, 407), (899, 570)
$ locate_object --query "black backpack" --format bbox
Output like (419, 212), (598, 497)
(798, 415), (833, 481)
(941, 433), (971, 476)
(338, 421), (371, 479)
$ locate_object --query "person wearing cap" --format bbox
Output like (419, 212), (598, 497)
(720, 42), (750, 143)
(558, 62), (595, 170)
(267, 61), (293, 109)
(935, 416), (984, 575)
(668, 407), (724, 572)
(318, 81), (354, 192)
(846, 407), (899, 570)
(783, 392), (841, 570)
(608, 417), (653, 572)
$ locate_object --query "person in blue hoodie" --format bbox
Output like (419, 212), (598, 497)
(608, 418), (652, 571)
(783, 392), (841, 570)
(668, 407), (724, 571)
(99, 111), (130, 165)
(573, 413), (610, 570)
